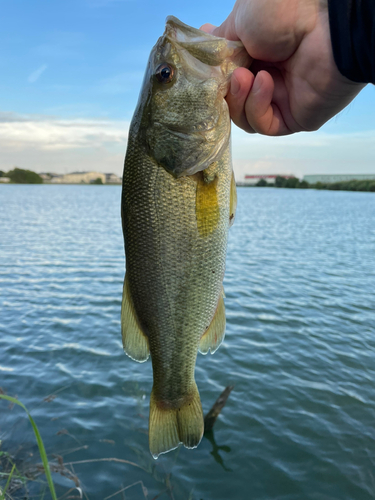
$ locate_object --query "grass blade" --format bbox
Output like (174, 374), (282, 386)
(0, 462), (16, 500)
(0, 394), (57, 500)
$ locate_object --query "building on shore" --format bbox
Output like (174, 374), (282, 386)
(303, 174), (375, 184)
(50, 171), (106, 184)
(237, 174), (295, 186)
(105, 173), (122, 184)
(40, 174), (53, 181)
(45, 171), (122, 184)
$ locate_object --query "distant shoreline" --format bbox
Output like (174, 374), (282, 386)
(237, 176), (375, 193)
(0, 167), (122, 185)
(2, 182), (374, 194)
(0, 182), (121, 185)
(2, 168), (374, 193)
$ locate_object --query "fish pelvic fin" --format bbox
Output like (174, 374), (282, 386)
(121, 274), (150, 362)
(149, 383), (204, 459)
(229, 171), (237, 228)
(199, 288), (226, 355)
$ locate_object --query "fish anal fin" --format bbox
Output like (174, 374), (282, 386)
(199, 289), (226, 355)
(149, 383), (204, 459)
(121, 275), (150, 363)
(229, 171), (237, 227)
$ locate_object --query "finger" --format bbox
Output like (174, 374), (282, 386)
(199, 23), (217, 34)
(211, 11), (239, 41)
(244, 70), (292, 136)
(262, 65), (302, 133)
(226, 68), (256, 133)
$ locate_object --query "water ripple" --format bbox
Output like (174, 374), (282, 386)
(0, 186), (374, 499)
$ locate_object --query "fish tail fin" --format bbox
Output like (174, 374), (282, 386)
(176, 382), (204, 450)
(149, 383), (204, 459)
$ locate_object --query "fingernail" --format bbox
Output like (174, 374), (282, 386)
(252, 73), (263, 93)
(230, 74), (240, 95)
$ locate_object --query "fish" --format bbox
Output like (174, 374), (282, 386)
(121, 16), (250, 459)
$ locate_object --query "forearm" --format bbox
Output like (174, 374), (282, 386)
(328, 0), (375, 83)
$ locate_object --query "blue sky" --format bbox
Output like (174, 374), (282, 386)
(1, 0), (374, 179)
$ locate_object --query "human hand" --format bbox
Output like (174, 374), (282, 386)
(201, 0), (366, 135)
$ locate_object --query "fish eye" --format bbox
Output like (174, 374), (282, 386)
(155, 63), (175, 84)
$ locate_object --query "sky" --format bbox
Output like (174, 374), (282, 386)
(1, 0), (374, 181)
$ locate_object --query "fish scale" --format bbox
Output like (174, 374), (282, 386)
(121, 16), (250, 458)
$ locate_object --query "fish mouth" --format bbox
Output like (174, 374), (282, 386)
(165, 15), (251, 69)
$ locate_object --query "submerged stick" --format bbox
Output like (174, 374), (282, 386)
(204, 385), (234, 433)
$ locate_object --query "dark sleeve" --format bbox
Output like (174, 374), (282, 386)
(328, 0), (375, 84)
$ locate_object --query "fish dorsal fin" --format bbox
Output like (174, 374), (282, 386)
(121, 275), (150, 362)
(199, 288), (226, 355)
(229, 171), (237, 227)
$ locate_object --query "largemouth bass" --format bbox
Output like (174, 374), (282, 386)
(121, 16), (250, 459)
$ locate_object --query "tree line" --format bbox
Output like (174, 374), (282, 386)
(1, 168), (375, 192)
(255, 176), (375, 192)
(0, 168), (43, 184)
(0, 168), (104, 185)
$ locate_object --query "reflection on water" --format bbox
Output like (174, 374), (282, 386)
(204, 430), (232, 472)
(1, 185), (375, 499)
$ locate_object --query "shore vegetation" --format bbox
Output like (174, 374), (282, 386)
(254, 176), (375, 192)
(92, 177), (103, 184)
(1, 168), (43, 184)
(0, 395), (57, 500)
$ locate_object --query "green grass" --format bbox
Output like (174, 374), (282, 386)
(0, 395), (57, 500)
(0, 463), (16, 499)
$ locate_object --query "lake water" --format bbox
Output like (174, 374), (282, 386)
(1, 185), (374, 500)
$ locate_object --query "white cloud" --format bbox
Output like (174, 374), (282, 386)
(0, 112), (129, 175)
(28, 64), (48, 83)
(0, 113), (129, 151)
(231, 126), (375, 180)
(1, 111), (374, 180)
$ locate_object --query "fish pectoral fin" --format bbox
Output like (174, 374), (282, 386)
(199, 288), (226, 355)
(121, 275), (150, 363)
(229, 171), (237, 227)
(149, 383), (204, 459)
(196, 172), (220, 237)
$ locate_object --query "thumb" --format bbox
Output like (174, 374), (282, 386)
(200, 12), (239, 41)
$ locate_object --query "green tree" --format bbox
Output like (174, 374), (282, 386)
(7, 168), (43, 184)
(346, 180), (360, 191)
(328, 182), (341, 190)
(355, 181), (371, 191)
(92, 177), (103, 184)
(285, 177), (299, 188)
(275, 175), (287, 187)
(309, 179), (375, 192)
(256, 178), (268, 187)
